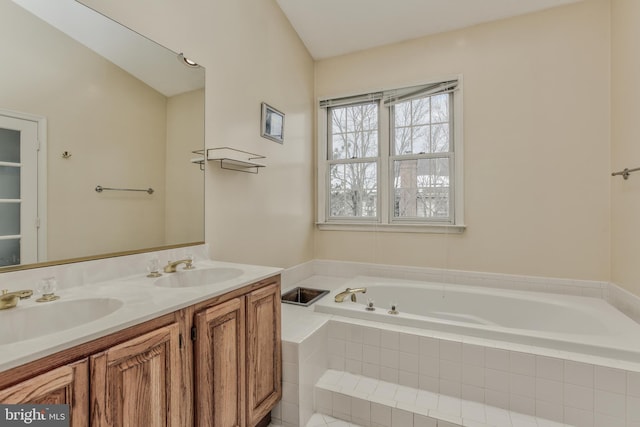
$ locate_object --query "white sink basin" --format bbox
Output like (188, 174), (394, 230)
(0, 298), (123, 345)
(154, 268), (243, 288)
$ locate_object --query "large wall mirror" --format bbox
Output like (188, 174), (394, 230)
(0, 0), (205, 271)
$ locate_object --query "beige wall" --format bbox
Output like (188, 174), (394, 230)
(1, 1), (168, 261)
(611, 0), (640, 293)
(81, 0), (316, 268)
(315, 0), (612, 281)
(165, 89), (205, 244)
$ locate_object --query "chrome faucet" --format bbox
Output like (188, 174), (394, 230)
(163, 259), (193, 273)
(334, 287), (367, 303)
(0, 289), (33, 310)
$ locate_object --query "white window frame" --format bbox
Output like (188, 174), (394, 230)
(316, 76), (465, 234)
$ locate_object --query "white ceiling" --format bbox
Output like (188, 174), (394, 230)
(276, 0), (583, 59)
(12, 0), (204, 97)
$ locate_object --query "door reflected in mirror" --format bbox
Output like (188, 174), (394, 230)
(0, 0), (205, 270)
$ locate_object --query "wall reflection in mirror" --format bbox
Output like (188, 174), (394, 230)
(0, 0), (205, 270)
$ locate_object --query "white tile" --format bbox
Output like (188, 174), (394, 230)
(373, 382), (398, 400)
(509, 394), (535, 416)
(461, 364), (484, 388)
(394, 385), (418, 404)
(510, 352), (535, 376)
(564, 406), (594, 427)
(485, 405), (511, 427)
(419, 355), (439, 377)
(564, 360), (594, 388)
(535, 400), (564, 423)
(355, 377), (379, 396)
(306, 413), (327, 427)
(439, 360), (461, 383)
(283, 381), (299, 404)
(419, 337), (439, 358)
(328, 321), (347, 340)
(485, 389), (509, 410)
(439, 340), (462, 362)
(509, 411), (537, 426)
(346, 342), (364, 361)
(594, 412), (625, 427)
(438, 379), (461, 398)
(283, 362), (300, 384)
(595, 366), (626, 394)
(380, 348), (399, 369)
(283, 342), (300, 363)
(485, 348), (509, 371)
(371, 403), (391, 427)
(329, 356), (346, 371)
(461, 400), (485, 423)
(329, 338), (346, 357)
(399, 333), (420, 354)
(536, 355), (563, 380)
(461, 384), (484, 403)
(380, 330), (399, 350)
(437, 395), (461, 416)
(332, 393), (352, 419)
(363, 345), (380, 365)
(379, 367), (399, 384)
(347, 325), (365, 344)
(282, 401), (300, 425)
(628, 371), (640, 397)
(399, 352), (420, 374)
(363, 327), (381, 347)
(362, 363), (380, 379)
(535, 378), (563, 404)
(595, 389), (625, 417)
(629, 395), (640, 422)
(413, 414), (436, 427)
(345, 359), (363, 376)
(391, 408), (413, 427)
(415, 389), (439, 409)
(398, 371), (420, 389)
(564, 383), (594, 411)
(351, 398), (371, 423)
(462, 344), (484, 367)
(509, 373), (535, 398)
(418, 375), (439, 393)
(485, 368), (509, 392)
(316, 388), (335, 414)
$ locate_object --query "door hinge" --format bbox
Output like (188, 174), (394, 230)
(35, 217), (40, 229)
(36, 139), (41, 151)
(190, 326), (197, 341)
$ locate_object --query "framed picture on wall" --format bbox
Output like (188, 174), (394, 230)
(261, 102), (284, 144)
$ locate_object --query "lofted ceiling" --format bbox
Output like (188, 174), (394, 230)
(276, 0), (583, 59)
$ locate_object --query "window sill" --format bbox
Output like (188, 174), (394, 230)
(316, 222), (466, 234)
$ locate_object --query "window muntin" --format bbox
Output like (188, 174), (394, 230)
(320, 80), (460, 228)
(327, 102), (379, 220)
(391, 92), (453, 222)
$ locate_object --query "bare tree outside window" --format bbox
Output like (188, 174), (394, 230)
(328, 103), (378, 218)
(392, 94), (452, 220)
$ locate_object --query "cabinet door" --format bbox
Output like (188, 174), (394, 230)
(194, 297), (246, 427)
(90, 323), (181, 427)
(0, 359), (88, 427)
(246, 283), (281, 427)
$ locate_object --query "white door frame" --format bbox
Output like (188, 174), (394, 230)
(0, 108), (47, 264)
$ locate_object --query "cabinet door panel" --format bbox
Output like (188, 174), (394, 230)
(246, 283), (281, 426)
(0, 359), (89, 427)
(90, 323), (181, 427)
(194, 297), (245, 427)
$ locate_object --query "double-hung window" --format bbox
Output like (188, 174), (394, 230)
(318, 79), (464, 232)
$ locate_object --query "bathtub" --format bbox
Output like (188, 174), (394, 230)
(313, 276), (640, 363)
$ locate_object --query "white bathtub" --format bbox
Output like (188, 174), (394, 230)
(314, 276), (640, 363)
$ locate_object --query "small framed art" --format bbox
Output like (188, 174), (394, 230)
(261, 102), (284, 144)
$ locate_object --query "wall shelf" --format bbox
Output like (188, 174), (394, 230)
(206, 147), (266, 174)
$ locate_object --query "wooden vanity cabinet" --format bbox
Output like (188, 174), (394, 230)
(0, 359), (89, 427)
(0, 275), (282, 427)
(90, 322), (182, 427)
(193, 279), (282, 427)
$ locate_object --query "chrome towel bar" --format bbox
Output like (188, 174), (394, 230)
(95, 185), (154, 194)
(612, 167), (640, 180)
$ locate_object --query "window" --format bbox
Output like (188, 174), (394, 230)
(317, 79), (464, 232)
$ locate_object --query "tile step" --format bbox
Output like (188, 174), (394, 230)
(314, 370), (572, 427)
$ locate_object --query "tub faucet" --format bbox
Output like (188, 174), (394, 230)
(334, 287), (367, 303)
(163, 259), (193, 273)
(0, 289), (33, 310)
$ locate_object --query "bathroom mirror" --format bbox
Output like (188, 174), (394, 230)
(0, 0), (205, 271)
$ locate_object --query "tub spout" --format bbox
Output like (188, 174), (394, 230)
(334, 287), (367, 303)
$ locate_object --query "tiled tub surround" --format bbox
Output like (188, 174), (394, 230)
(0, 244), (282, 371)
(275, 265), (640, 427)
